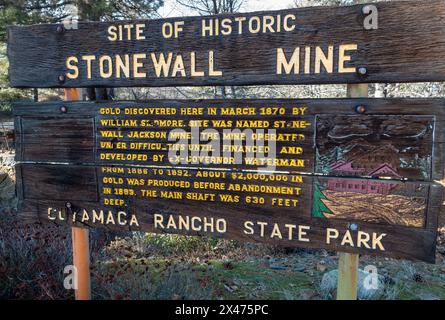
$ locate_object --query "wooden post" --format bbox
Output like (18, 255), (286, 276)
(337, 83), (369, 300)
(72, 227), (91, 300)
(337, 252), (359, 300)
(65, 88), (91, 300)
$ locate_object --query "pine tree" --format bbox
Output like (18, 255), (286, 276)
(312, 184), (334, 218)
(0, 1), (164, 42)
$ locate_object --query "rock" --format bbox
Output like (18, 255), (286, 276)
(320, 269), (385, 300)
(293, 266), (306, 272)
(418, 292), (439, 300)
(270, 265), (287, 270)
(316, 263), (327, 272)
(224, 283), (237, 293)
(299, 289), (318, 300)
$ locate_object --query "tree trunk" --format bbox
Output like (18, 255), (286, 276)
(33, 88), (38, 102)
(221, 86), (227, 99)
(374, 83), (387, 98)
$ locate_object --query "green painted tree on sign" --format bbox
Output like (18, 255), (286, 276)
(312, 184), (334, 218)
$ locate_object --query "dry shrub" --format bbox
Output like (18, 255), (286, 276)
(92, 262), (212, 300)
(0, 210), (73, 299)
(0, 209), (112, 299)
(0, 162), (17, 210)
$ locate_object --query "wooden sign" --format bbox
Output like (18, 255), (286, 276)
(13, 99), (445, 262)
(7, 0), (445, 88)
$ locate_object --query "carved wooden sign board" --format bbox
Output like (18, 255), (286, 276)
(7, 0), (445, 263)
(13, 99), (445, 262)
(7, 0), (445, 88)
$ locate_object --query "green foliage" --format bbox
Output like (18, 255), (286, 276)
(201, 260), (315, 300)
(0, 0), (163, 36)
(144, 233), (239, 254)
(392, 281), (445, 300)
(0, 44), (30, 112)
(93, 260), (213, 300)
(77, 0), (164, 20)
(92, 257), (315, 300)
(0, 1), (63, 42)
(0, 88), (24, 112)
(0, 1), (164, 42)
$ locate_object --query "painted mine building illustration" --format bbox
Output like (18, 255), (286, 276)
(315, 115), (433, 181)
(327, 144), (401, 195)
(313, 116), (433, 227)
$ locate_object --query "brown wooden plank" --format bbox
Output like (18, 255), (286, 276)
(14, 99), (443, 179)
(21, 164), (98, 202)
(13, 98), (445, 262)
(7, 0), (445, 88)
(15, 164), (435, 262)
(20, 117), (95, 163)
(16, 163), (438, 262)
(315, 115), (435, 180)
(13, 99), (445, 118)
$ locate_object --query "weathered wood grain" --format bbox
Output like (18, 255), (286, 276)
(18, 117), (95, 163)
(13, 98), (445, 179)
(13, 98), (445, 262)
(16, 163), (438, 262)
(21, 164), (98, 201)
(7, 0), (445, 88)
(316, 115), (435, 180)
